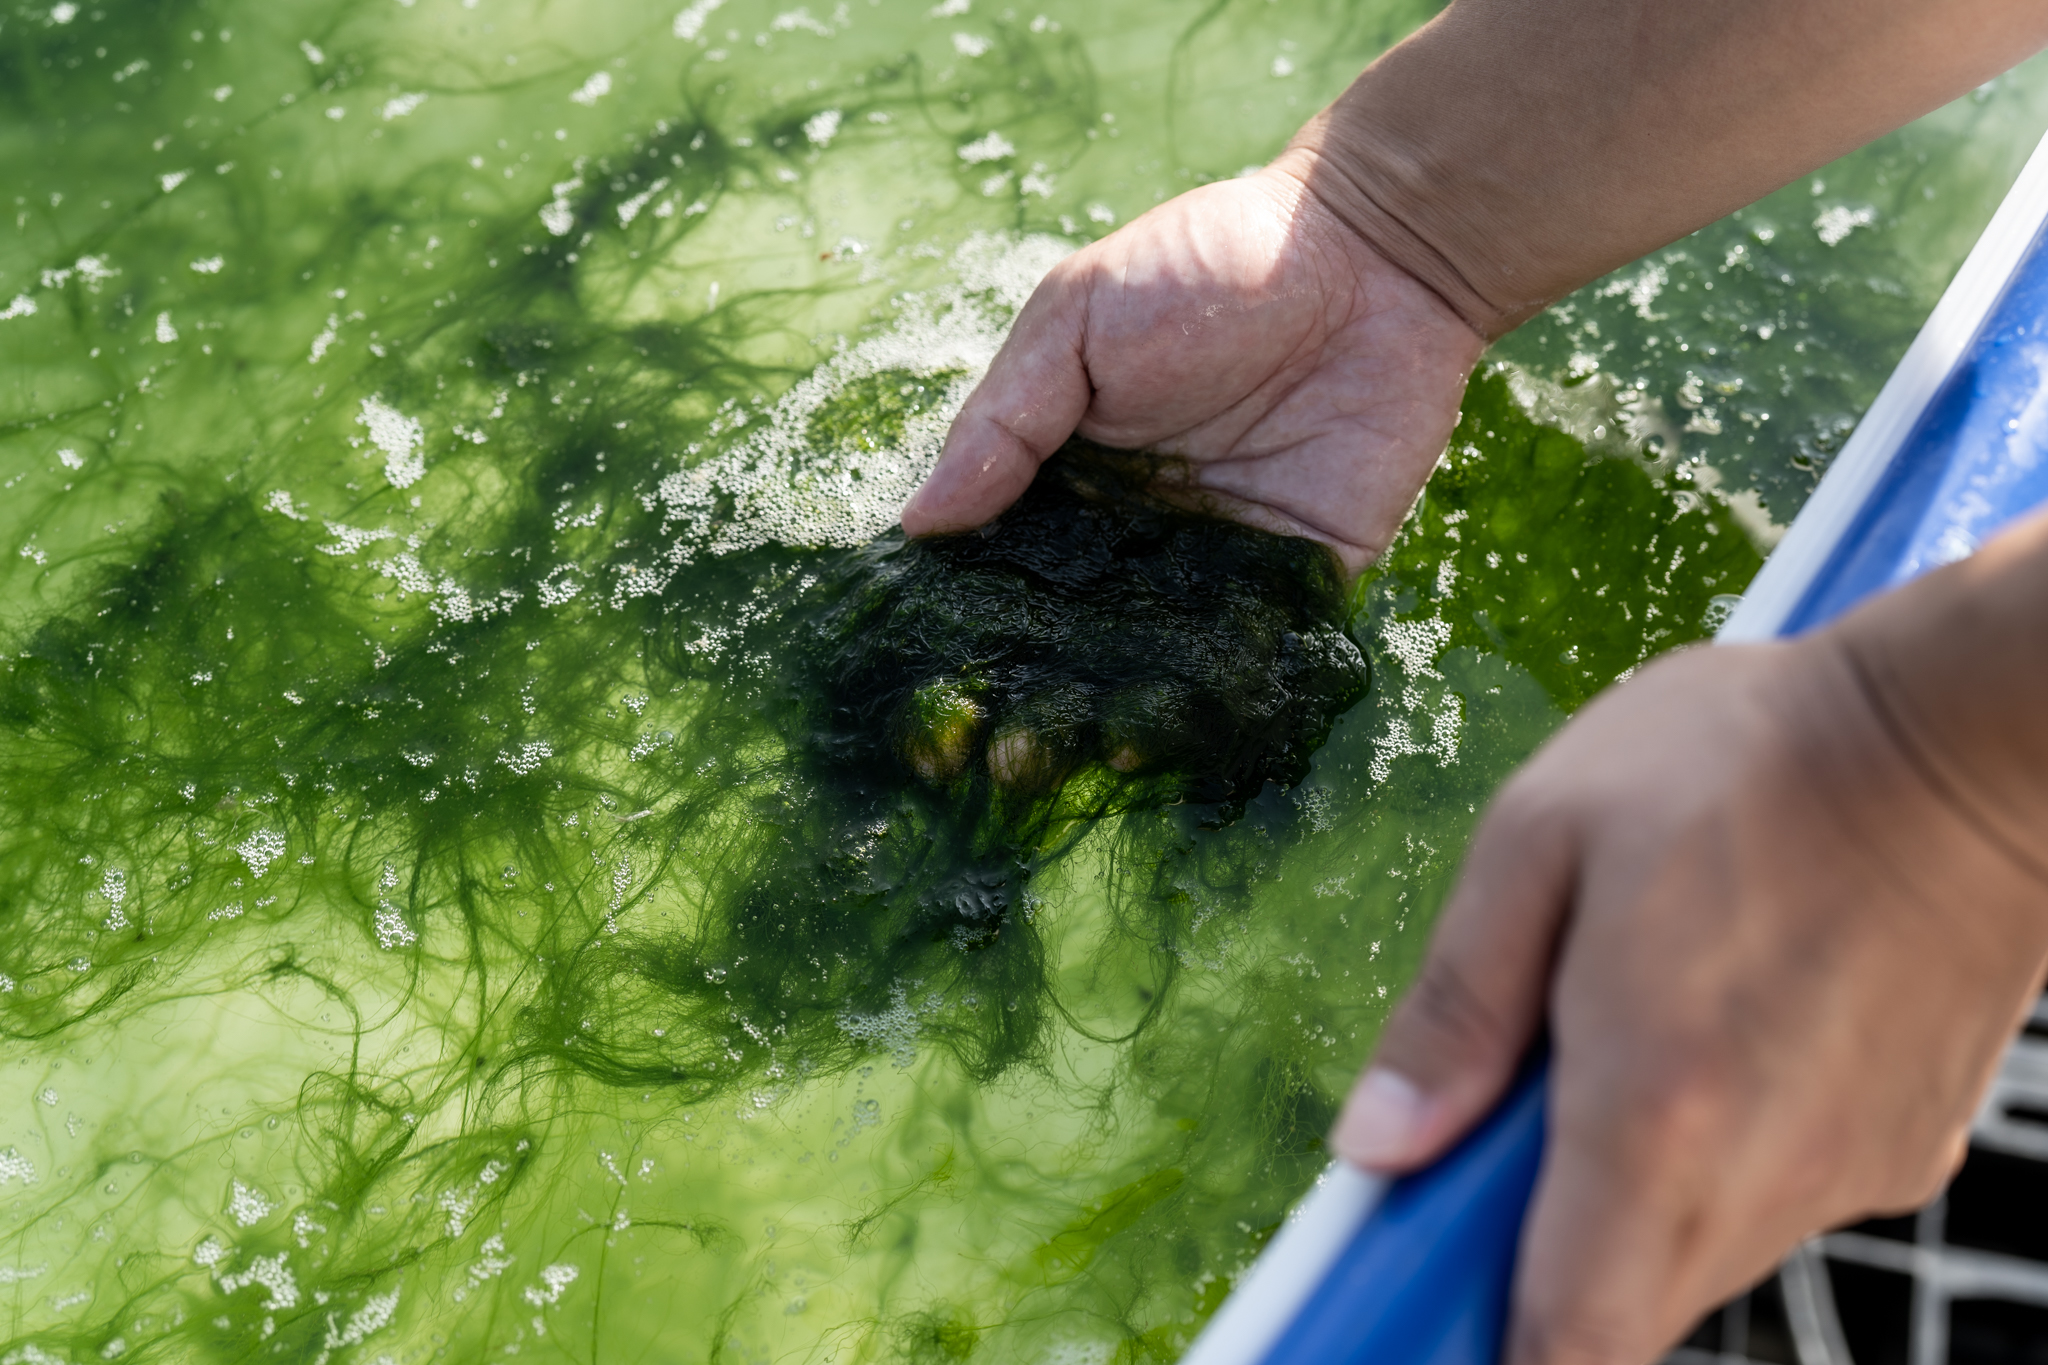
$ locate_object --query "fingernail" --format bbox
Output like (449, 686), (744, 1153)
(1332, 1067), (1428, 1169)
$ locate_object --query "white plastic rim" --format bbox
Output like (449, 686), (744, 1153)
(1720, 126), (2048, 643)
(1178, 1162), (1387, 1365)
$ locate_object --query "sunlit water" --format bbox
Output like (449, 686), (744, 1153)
(2, 2), (2046, 1361)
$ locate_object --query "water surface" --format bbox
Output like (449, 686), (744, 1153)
(2, 2), (2046, 1360)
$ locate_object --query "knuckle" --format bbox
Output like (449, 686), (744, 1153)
(1390, 955), (1516, 1069)
(1571, 1045), (1729, 1172)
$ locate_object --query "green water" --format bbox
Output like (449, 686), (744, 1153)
(2, 1), (2046, 1361)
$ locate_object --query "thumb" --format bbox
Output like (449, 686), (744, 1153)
(900, 265), (1094, 537)
(1332, 793), (1580, 1172)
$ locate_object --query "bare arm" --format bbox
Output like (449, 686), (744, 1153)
(904, 0), (2048, 562)
(1289, 0), (2048, 335)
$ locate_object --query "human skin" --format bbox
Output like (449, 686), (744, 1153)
(902, 0), (2048, 1360)
(1334, 515), (2048, 1365)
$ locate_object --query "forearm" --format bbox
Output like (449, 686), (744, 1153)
(1830, 508), (2048, 890)
(1280, 0), (2048, 338)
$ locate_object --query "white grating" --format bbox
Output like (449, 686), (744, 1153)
(1667, 997), (2048, 1365)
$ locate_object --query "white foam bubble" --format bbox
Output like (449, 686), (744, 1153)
(380, 92), (427, 121)
(957, 131), (1013, 163)
(217, 1251), (298, 1311)
(228, 1179), (276, 1226)
(633, 233), (1070, 596)
(357, 397), (425, 488)
(802, 108), (842, 146)
(236, 829), (286, 878)
(672, 0), (724, 39)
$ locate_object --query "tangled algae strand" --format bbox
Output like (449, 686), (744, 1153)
(816, 443), (1368, 816)
(580, 445), (1369, 1098)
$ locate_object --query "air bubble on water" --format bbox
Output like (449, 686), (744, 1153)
(96, 868), (128, 931)
(496, 741), (552, 775)
(1296, 787), (1335, 833)
(1596, 260), (1667, 322)
(643, 233), (1067, 578)
(522, 1263), (578, 1307)
(1814, 204), (1876, 247)
(837, 984), (940, 1069)
(539, 178), (581, 236)
(1701, 593), (1743, 630)
(373, 902), (416, 949)
(217, 1251), (297, 1310)
(776, 113), (837, 161)
(307, 314), (339, 363)
(957, 131), (1013, 163)
(322, 1288), (400, 1349)
(770, 6), (832, 33)
(263, 490), (307, 521)
(616, 179), (670, 226)
(673, 0), (725, 37)
(569, 72), (612, 106)
(235, 829), (285, 878)
(357, 397), (426, 489)
(227, 1179), (275, 1226)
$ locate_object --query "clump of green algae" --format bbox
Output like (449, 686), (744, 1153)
(0, 0), (2039, 1359)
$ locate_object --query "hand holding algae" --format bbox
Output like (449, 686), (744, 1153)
(0, 0), (2030, 1357)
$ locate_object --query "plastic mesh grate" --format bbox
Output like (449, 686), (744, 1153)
(1669, 997), (2048, 1365)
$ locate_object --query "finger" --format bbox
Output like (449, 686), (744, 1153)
(1330, 787), (1579, 1171)
(900, 267), (1094, 537)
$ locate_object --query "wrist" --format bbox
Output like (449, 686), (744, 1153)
(1265, 142), (1518, 342)
(1822, 510), (2048, 892)
(1273, 12), (1622, 341)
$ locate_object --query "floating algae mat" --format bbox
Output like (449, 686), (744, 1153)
(4, 0), (2048, 1360)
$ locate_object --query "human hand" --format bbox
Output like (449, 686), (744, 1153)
(900, 154), (1486, 574)
(1328, 626), (2048, 1365)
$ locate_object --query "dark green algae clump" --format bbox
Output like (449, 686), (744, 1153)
(817, 446), (1367, 820)
(784, 442), (1369, 945)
